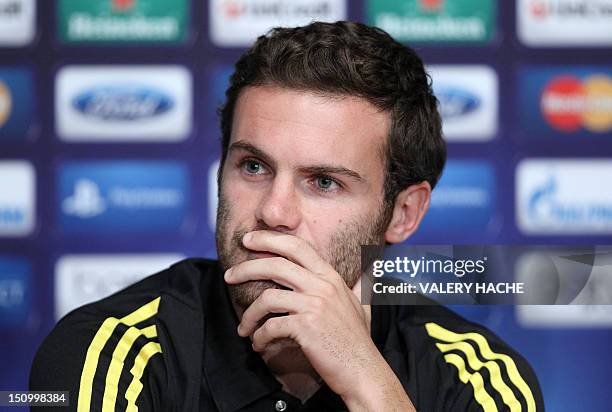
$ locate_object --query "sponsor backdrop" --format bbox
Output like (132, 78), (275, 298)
(0, 0), (611, 410)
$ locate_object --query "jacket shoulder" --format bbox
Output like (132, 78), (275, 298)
(392, 305), (545, 411)
(29, 258), (217, 411)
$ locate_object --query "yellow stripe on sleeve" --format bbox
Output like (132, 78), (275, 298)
(77, 297), (161, 412)
(426, 322), (536, 412)
(436, 341), (522, 412)
(125, 341), (163, 412)
(443, 353), (499, 412)
(101, 325), (157, 412)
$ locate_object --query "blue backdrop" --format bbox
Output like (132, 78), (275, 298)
(1, 1), (611, 410)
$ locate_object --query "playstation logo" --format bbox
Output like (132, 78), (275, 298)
(62, 179), (106, 218)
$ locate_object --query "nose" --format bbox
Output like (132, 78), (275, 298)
(255, 175), (301, 232)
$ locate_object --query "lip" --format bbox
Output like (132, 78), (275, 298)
(246, 251), (282, 260)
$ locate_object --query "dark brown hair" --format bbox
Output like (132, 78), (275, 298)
(219, 21), (446, 213)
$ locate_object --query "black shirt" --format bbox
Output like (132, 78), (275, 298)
(30, 258), (544, 411)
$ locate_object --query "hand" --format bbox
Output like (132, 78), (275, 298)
(224, 230), (416, 411)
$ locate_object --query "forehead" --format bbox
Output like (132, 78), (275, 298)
(230, 85), (390, 172)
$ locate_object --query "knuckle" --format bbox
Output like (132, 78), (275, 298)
(260, 288), (275, 303)
(320, 280), (336, 297)
(271, 256), (285, 266)
(302, 312), (317, 327)
(310, 296), (325, 312)
(265, 316), (286, 334)
(263, 319), (276, 334)
(275, 316), (288, 330)
(289, 264), (303, 279)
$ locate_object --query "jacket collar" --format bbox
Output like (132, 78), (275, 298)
(201, 260), (281, 412)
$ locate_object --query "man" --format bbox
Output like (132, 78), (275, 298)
(31, 21), (544, 411)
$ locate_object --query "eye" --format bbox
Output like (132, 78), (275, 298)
(241, 159), (267, 175)
(312, 176), (341, 192)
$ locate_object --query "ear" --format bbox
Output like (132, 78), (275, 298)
(384, 181), (431, 244)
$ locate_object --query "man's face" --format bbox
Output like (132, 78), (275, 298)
(216, 85), (391, 309)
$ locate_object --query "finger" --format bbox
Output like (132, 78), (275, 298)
(349, 278), (370, 327)
(225, 256), (316, 292)
(251, 315), (296, 352)
(351, 274), (365, 303)
(243, 230), (333, 275)
(239, 289), (319, 337)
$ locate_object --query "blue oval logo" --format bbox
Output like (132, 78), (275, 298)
(72, 86), (173, 121)
(436, 87), (480, 118)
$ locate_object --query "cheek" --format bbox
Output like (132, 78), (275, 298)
(221, 168), (257, 204)
(302, 208), (351, 251)
(302, 197), (382, 250)
(219, 175), (261, 227)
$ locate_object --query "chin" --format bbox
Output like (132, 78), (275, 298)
(228, 279), (282, 309)
(264, 338), (299, 354)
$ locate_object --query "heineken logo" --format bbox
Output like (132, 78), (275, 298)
(367, 0), (494, 43)
(112, 0), (135, 12)
(59, 0), (187, 43)
(419, 0), (443, 12)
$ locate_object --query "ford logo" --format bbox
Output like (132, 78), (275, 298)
(436, 87), (480, 118)
(72, 86), (173, 121)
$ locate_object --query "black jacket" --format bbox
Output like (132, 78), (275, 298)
(30, 258), (544, 411)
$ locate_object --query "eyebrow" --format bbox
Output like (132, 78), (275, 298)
(298, 165), (365, 183)
(229, 141), (277, 168)
(228, 140), (366, 183)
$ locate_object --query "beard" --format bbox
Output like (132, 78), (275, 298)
(215, 190), (391, 310)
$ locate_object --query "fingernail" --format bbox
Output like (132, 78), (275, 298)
(243, 232), (252, 244)
(236, 324), (242, 336)
(224, 268), (232, 281)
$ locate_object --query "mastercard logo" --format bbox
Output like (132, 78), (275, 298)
(540, 74), (612, 133)
(0, 80), (12, 128)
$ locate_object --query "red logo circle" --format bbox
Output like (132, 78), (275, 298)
(540, 76), (585, 132)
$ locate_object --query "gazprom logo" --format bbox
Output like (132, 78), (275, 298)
(526, 176), (612, 228)
(72, 86), (173, 121)
(517, 159), (612, 234)
(437, 86), (480, 118)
